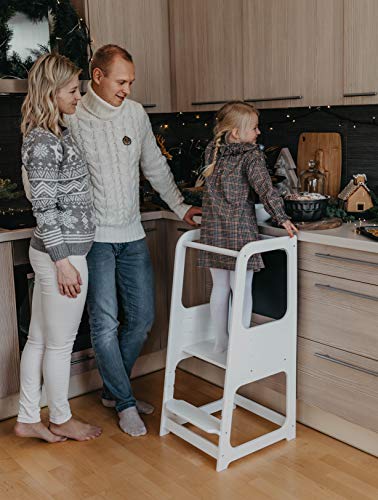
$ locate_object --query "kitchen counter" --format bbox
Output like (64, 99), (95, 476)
(1, 211), (377, 253)
(258, 220), (378, 254)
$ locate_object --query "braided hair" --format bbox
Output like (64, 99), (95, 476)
(203, 101), (259, 177)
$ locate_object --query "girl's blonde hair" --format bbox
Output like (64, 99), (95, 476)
(203, 101), (260, 177)
(21, 53), (81, 137)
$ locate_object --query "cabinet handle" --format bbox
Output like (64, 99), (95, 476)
(191, 100), (229, 106)
(314, 252), (378, 268)
(144, 227), (157, 233)
(142, 104), (157, 108)
(314, 353), (378, 377)
(71, 354), (96, 365)
(315, 283), (378, 302)
(343, 92), (377, 98)
(244, 95), (303, 103)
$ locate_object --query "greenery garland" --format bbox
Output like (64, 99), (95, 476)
(0, 0), (91, 79)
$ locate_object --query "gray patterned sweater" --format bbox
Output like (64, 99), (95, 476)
(22, 127), (95, 261)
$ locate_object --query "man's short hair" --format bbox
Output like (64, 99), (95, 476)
(90, 44), (133, 77)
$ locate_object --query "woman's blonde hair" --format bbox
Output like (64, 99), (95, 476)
(203, 101), (260, 177)
(21, 53), (81, 137)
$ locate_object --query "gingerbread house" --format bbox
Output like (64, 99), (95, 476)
(338, 174), (373, 213)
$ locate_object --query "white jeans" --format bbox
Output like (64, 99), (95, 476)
(17, 247), (88, 424)
(210, 268), (254, 352)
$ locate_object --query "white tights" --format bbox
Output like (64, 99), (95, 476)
(17, 247), (88, 425)
(209, 268), (254, 352)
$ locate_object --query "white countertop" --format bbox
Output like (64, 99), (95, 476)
(1, 211), (377, 254)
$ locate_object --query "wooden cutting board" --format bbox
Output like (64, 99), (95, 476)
(297, 132), (342, 198)
(295, 217), (343, 231)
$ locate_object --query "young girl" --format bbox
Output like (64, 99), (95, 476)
(14, 54), (101, 442)
(198, 101), (297, 352)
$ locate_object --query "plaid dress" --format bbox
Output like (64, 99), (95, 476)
(198, 141), (288, 271)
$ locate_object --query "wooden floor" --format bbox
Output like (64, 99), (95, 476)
(0, 369), (377, 500)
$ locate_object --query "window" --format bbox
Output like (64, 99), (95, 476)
(357, 203), (365, 211)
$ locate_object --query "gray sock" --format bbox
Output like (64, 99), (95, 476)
(118, 407), (147, 437)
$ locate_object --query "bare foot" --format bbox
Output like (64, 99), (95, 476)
(14, 421), (67, 443)
(49, 417), (102, 441)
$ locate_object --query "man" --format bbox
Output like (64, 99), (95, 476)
(67, 44), (201, 436)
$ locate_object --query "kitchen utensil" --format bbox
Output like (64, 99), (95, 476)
(297, 132), (342, 198)
(284, 196), (330, 222)
(295, 217), (342, 230)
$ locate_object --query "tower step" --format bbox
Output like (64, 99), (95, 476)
(183, 340), (227, 369)
(165, 399), (221, 435)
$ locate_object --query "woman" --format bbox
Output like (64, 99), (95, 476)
(14, 54), (101, 442)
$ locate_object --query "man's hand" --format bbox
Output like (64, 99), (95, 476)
(183, 206), (202, 227)
(281, 219), (299, 238)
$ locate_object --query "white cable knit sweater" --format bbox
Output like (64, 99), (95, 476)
(66, 83), (190, 243)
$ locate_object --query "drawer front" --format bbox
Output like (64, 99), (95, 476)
(299, 270), (378, 359)
(70, 349), (97, 376)
(298, 242), (378, 286)
(298, 338), (378, 432)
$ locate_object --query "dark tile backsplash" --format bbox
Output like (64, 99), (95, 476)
(1, 95), (378, 195)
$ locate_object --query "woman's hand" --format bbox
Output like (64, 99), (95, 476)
(281, 219), (299, 238)
(55, 258), (82, 298)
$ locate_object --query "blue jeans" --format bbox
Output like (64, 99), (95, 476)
(86, 238), (155, 412)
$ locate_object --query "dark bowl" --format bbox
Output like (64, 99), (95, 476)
(284, 196), (330, 222)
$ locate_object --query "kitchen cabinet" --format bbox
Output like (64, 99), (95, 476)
(344, 0), (378, 105)
(0, 242), (20, 399)
(297, 241), (378, 433)
(243, 0), (343, 108)
(141, 220), (169, 354)
(168, 0), (243, 112)
(298, 337), (378, 433)
(241, 240), (378, 454)
(85, 0), (172, 112)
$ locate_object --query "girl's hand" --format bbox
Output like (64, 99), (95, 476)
(281, 219), (299, 238)
(55, 258), (82, 298)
